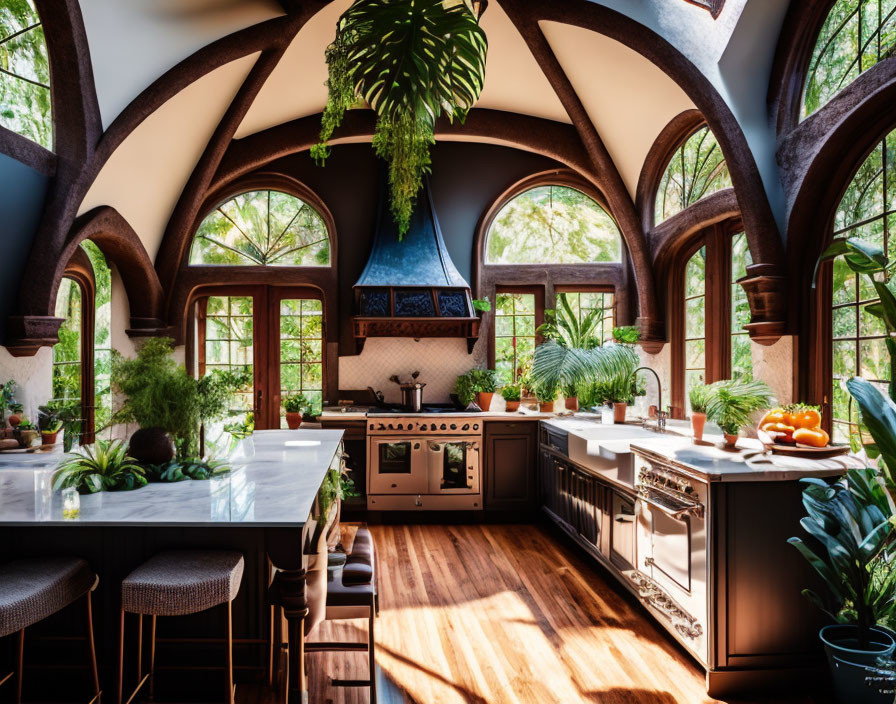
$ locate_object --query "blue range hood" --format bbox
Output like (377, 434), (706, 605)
(352, 175), (479, 353)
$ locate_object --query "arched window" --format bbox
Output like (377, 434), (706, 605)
(0, 0), (52, 149)
(655, 126), (732, 225)
(485, 185), (622, 265)
(190, 190), (331, 266)
(803, 1), (896, 119)
(683, 246), (707, 408)
(829, 129), (896, 441)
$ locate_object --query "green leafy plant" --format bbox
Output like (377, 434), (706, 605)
(224, 412), (255, 440)
(705, 379), (774, 435)
(111, 339), (248, 459)
(472, 297), (491, 313)
(53, 440), (147, 494)
(452, 372), (478, 406)
(7, 402), (22, 417)
(532, 379), (558, 404)
(846, 377), (896, 491)
(530, 340), (638, 403)
(313, 0), (487, 238)
(500, 384), (521, 402)
(788, 468), (896, 648)
(689, 385), (714, 414)
(37, 404), (62, 433)
(0, 380), (15, 423)
(143, 458), (230, 483)
(469, 368), (498, 393)
(537, 293), (605, 349)
(612, 326), (641, 345)
(283, 393), (312, 415)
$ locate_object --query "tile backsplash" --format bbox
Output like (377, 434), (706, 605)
(339, 337), (486, 405)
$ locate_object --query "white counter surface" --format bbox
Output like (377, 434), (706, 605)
(0, 429), (343, 527)
(319, 407), (555, 420)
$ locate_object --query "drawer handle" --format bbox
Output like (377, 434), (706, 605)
(391, 483), (398, 488)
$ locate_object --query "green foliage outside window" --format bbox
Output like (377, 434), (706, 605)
(52, 278), (81, 406)
(0, 0), (51, 149)
(655, 126), (732, 225)
(191, 190), (331, 266)
(494, 292), (535, 386)
(830, 129), (896, 442)
(486, 186), (622, 265)
(731, 233), (753, 382)
(684, 247), (706, 412)
(279, 298), (324, 422)
(803, 0), (896, 119)
(83, 241), (113, 437)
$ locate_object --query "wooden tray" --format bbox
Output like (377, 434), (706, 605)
(766, 443), (850, 459)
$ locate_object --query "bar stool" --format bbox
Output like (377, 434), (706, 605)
(117, 550), (244, 704)
(0, 557), (100, 704)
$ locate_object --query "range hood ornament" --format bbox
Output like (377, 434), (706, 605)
(352, 174), (480, 353)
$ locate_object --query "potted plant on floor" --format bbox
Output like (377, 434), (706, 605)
(283, 393), (311, 429)
(53, 440), (147, 494)
(788, 466), (896, 704)
(688, 385), (713, 442)
(501, 384), (521, 413)
(705, 379), (774, 448)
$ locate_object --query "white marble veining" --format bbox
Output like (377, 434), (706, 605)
(0, 429), (343, 527)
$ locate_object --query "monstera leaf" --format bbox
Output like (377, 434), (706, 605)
(313, 0), (487, 237)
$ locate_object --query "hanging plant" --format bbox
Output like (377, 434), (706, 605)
(311, 0), (488, 238)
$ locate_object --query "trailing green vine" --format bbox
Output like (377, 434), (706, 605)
(312, 0), (487, 238)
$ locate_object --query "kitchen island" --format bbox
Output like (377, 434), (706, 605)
(0, 429), (343, 702)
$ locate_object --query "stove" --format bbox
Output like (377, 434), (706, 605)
(367, 404), (481, 415)
(366, 413), (483, 511)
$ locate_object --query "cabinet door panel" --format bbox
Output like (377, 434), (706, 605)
(485, 426), (536, 511)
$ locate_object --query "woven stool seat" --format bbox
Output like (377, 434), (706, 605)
(122, 550), (244, 616)
(0, 557), (96, 638)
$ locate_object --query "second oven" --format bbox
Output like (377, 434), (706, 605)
(368, 435), (481, 496)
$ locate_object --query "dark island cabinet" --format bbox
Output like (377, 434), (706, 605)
(539, 449), (603, 549)
(484, 421), (538, 512)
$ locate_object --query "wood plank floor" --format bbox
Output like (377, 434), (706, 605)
(243, 523), (831, 704)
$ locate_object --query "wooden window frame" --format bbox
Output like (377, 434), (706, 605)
(671, 220), (744, 416)
(489, 285), (545, 377)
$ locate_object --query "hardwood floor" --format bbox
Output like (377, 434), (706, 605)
(244, 523), (831, 704)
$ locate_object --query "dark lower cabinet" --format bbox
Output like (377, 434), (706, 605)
(484, 421), (537, 512)
(540, 451), (604, 549)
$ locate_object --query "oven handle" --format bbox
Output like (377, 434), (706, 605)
(636, 490), (704, 520)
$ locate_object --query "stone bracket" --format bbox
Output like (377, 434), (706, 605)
(5, 315), (65, 357)
(738, 266), (789, 346)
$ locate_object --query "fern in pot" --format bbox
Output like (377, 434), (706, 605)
(688, 384), (714, 442)
(705, 379), (774, 448)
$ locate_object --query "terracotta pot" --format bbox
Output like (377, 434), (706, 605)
(723, 432), (739, 449)
(565, 397), (579, 412)
(613, 402), (627, 424)
(539, 401), (554, 413)
(476, 392), (494, 412)
(15, 429), (38, 448)
(8, 415), (21, 427)
(504, 400), (520, 412)
(285, 412), (302, 430)
(128, 427), (175, 465)
(41, 430), (59, 445)
(691, 412), (706, 442)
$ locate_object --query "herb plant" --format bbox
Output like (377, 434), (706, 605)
(53, 440), (147, 494)
(283, 393), (311, 415)
(705, 379), (774, 435)
(688, 385), (714, 414)
(312, 0), (487, 237)
(500, 385), (521, 402)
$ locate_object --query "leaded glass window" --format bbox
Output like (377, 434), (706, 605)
(731, 232), (753, 381)
(485, 186), (622, 264)
(494, 291), (536, 386)
(0, 0), (51, 149)
(684, 247), (706, 411)
(830, 129), (896, 442)
(803, 0), (896, 119)
(655, 126), (732, 225)
(191, 190), (331, 266)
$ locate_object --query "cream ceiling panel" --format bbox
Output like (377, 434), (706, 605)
(540, 21), (695, 197)
(78, 54), (260, 261)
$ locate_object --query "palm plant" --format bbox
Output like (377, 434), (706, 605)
(530, 340), (639, 402)
(53, 440), (147, 494)
(312, 0), (488, 237)
(705, 379), (774, 435)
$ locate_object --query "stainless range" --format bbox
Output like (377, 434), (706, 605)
(366, 414), (483, 511)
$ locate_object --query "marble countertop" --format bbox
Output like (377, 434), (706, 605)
(0, 429), (343, 527)
(319, 407), (556, 420)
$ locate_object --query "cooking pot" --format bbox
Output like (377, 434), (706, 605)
(399, 383), (426, 412)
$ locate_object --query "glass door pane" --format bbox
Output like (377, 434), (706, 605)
(278, 298), (323, 428)
(204, 295), (255, 440)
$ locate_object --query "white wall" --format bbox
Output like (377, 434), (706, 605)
(0, 346), (52, 422)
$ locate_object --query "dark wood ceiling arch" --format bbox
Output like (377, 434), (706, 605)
(499, 0), (787, 340)
(636, 109), (707, 231)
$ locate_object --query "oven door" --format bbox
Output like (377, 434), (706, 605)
(426, 439), (480, 494)
(368, 437), (427, 494)
(638, 499), (693, 593)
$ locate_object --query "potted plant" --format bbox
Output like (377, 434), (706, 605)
(501, 384), (521, 412)
(462, 368), (498, 411)
(452, 370), (478, 408)
(705, 379), (774, 448)
(472, 297), (491, 314)
(13, 418), (39, 448)
(0, 380), (15, 430)
(688, 385), (713, 442)
(283, 393), (311, 430)
(563, 384), (579, 412)
(789, 467), (896, 704)
(7, 402), (23, 428)
(612, 326), (641, 345)
(53, 440), (147, 494)
(37, 404), (62, 445)
(534, 381), (558, 413)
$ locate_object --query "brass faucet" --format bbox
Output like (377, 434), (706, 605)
(634, 367), (668, 431)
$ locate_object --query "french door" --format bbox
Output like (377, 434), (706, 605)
(194, 285), (324, 430)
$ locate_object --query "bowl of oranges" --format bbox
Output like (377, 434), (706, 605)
(757, 404), (848, 458)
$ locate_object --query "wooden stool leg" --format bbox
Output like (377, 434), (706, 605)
(116, 610), (125, 704)
(369, 601), (377, 704)
(85, 592), (100, 703)
(225, 602), (234, 704)
(15, 629), (24, 704)
(148, 616), (156, 701)
(285, 609), (307, 703)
